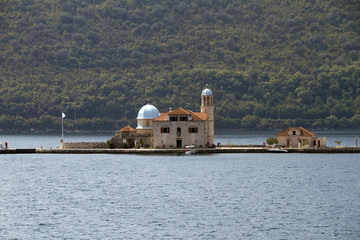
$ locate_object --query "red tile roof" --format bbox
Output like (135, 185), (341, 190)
(275, 127), (316, 137)
(119, 125), (136, 132)
(188, 111), (207, 121)
(168, 107), (189, 115)
(153, 107), (207, 121)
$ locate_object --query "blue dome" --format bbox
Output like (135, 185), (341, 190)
(202, 88), (212, 96)
(137, 104), (160, 119)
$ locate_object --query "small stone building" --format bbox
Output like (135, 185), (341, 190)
(111, 125), (152, 148)
(276, 127), (326, 148)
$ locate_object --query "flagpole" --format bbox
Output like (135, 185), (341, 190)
(62, 115), (64, 139)
(60, 112), (65, 149)
(61, 112), (65, 140)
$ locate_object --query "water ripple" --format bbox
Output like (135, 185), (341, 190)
(0, 154), (359, 239)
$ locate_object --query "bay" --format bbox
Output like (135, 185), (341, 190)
(0, 132), (359, 239)
(1, 130), (360, 149)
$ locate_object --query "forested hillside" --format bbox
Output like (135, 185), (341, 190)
(0, 0), (359, 132)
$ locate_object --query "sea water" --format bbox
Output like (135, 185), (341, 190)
(0, 133), (359, 239)
(0, 130), (359, 149)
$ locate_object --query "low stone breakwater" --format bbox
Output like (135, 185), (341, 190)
(1, 147), (360, 154)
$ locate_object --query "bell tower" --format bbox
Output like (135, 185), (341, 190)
(201, 88), (214, 146)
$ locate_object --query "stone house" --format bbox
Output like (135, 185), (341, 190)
(152, 107), (208, 148)
(276, 127), (326, 148)
(111, 125), (152, 148)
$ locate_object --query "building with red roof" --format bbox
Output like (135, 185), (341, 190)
(111, 88), (214, 148)
(275, 127), (326, 148)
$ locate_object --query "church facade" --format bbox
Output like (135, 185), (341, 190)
(111, 88), (214, 148)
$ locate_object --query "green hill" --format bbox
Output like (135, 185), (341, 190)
(0, 0), (359, 132)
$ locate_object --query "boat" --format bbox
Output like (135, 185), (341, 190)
(185, 145), (197, 154)
(267, 148), (288, 153)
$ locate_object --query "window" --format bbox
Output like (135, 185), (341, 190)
(161, 127), (170, 133)
(293, 131), (296, 135)
(180, 116), (188, 121)
(189, 127), (198, 133)
(177, 128), (181, 133)
(170, 116), (178, 121)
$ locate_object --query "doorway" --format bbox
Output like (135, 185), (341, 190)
(177, 139), (182, 148)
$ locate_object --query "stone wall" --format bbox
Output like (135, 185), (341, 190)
(61, 142), (107, 149)
(153, 121), (205, 148)
(111, 133), (153, 148)
(315, 137), (327, 147)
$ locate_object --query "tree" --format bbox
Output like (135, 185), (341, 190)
(266, 137), (278, 145)
(350, 114), (360, 128)
(325, 115), (339, 129)
(241, 115), (260, 129)
(334, 140), (342, 146)
(0, 0), (359, 132)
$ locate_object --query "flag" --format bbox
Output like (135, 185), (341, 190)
(62, 112), (66, 119)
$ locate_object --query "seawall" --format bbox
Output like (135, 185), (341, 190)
(61, 142), (107, 149)
(1, 147), (360, 154)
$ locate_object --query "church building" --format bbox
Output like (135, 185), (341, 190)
(112, 88), (214, 148)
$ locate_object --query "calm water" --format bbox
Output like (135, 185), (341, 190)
(0, 133), (359, 239)
(1, 130), (359, 148)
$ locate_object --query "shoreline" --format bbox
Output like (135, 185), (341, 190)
(1, 147), (360, 154)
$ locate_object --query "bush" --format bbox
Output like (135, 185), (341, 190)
(106, 139), (115, 149)
(266, 137), (278, 145)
